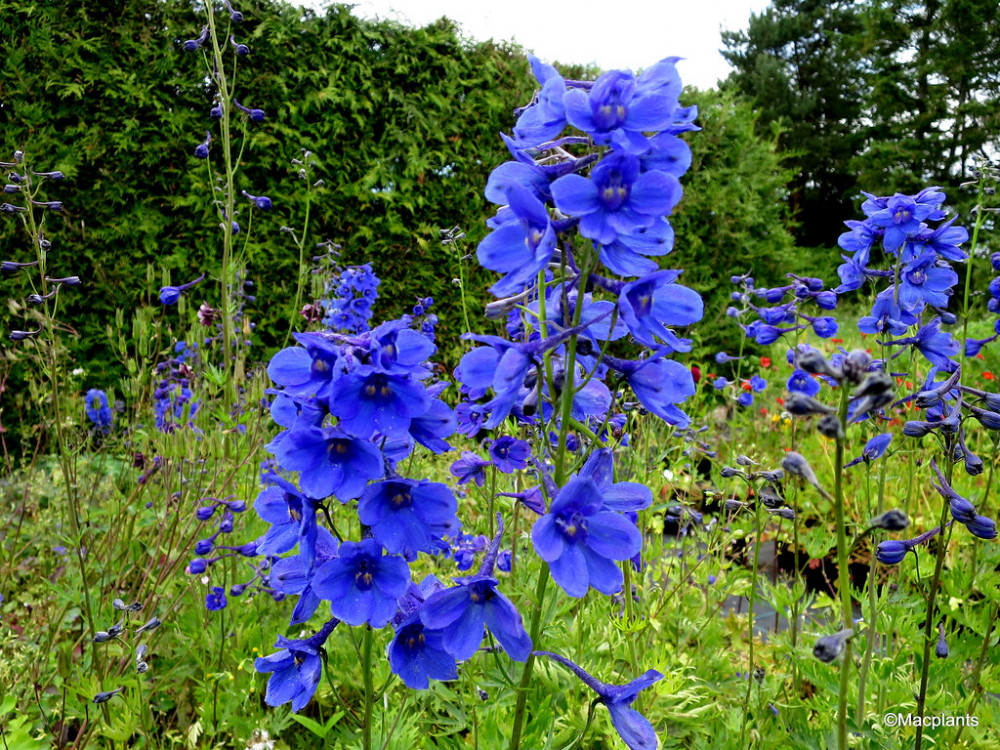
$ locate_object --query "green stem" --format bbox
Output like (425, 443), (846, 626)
(833, 381), (852, 750)
(205, 5), (236, 416)
(362, 626), (374, 750)
(738, 502), (764, 747)
(507, 564), (550, 750)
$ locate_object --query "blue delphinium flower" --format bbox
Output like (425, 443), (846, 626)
(387, 613), (458, 690)
(159, 274), (205, 305)
(488, 436), (531, 474)
(357, 478), (460, 558)
(563, 57), (683, 152)
(311, 538), (410, 628)
(255, 619), (339, 712)
(550, 152), (681, 246)
(845, 433), (893, 468)
(787, 369), (820, 398)
(531, 475), (642, 598)
(419, 521), (532, 662)
(271, 426), (385, 500)
(534, 650), (663, 750)
(85, 389), (113, 433)
(205, 586), (227, 611)
(449, 451), (490, 487)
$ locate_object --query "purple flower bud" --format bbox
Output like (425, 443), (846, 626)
(233, 99), (265, 122)
(196, 505), (217, 521)
(31, 170), (65, 180)
(210, 105), (223, 120)
(966, 515), (998, 540)
(936, 624), (949, 658)
(188, 558), (207, 574)
(10, 327), (42, 341)
(194, 538), (216, 556)
(875, 540), (908, 564)
(92, 687), (125, 704)
(1, 203), (27, 213)
(182, 25), (209, 51)
(134, 617), (161, 634)
(46, 275), (81, 286)
(229, 35), (250, 56)
(194, 131), (211, 159)
(30, 199), (62, 211)
(241, 190), (272, 210)
(813, 628), (854, 662)
(1, 260), (39, 272)
(870, 509), (909, 531)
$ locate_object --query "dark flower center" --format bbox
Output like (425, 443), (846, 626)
(328, 439), (351, 460)
(389, 489), (413, 509)
(467, 581), (496, 604)
(599, 168), (630, 212)
(363, 373), (393, 400)
(557, 512), (589, 542)
(354, 558), (376, 590)
(402, 624), (427, 655)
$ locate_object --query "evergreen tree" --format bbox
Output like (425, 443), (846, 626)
(721, 0), (867, 247)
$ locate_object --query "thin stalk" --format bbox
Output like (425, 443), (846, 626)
(362, 626), (374, 750)
(856, 452), (886, 721)
(510, 248), (590, 750)
(914, 459), (955, 750)
(507, 564), (550, 750)
(205, 5), (237, 415)
(832, 382), (852, 750)
(738, 502), (764, 748)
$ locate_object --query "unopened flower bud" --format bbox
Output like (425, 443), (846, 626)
(871, 509), (909, 532)
(813, 628), (854, 663)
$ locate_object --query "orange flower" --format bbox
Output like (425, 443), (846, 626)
(831, 338), (844, 344)
(776, 396), (785, 406)
(985, 372), (995, 381)
(976, 353), (986, 361)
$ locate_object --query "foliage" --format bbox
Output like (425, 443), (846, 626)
(721, 0), (1000, 245)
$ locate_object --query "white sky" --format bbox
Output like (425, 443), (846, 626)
(303, 0), (772, 90)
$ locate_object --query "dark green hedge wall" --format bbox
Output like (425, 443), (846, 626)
(1, 0), (801, 429)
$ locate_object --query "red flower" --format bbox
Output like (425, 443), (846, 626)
(985, 372), (995, 381)
(760, 356), (771, 368)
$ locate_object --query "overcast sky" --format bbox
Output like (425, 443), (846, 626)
(302, 0), (773, 90)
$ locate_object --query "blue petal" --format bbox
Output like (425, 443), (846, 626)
(589, 513), (639, 558)
(551, 174), (600, 216)
(484, 594), (532, 662)
(606, 703), (659, 750)
(549, 543), (589, 598)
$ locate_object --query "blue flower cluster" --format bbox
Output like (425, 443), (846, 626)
(85, 389), (113, 434)
(967, 253), (1000, 356)
(153, 342), (201, 433)
(240, 305), (553, 705)
(320, 263), (379, 333)
(837, 188), (965, 372)
(449, 55), (702, 748)
(728, 272), (840, 346)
